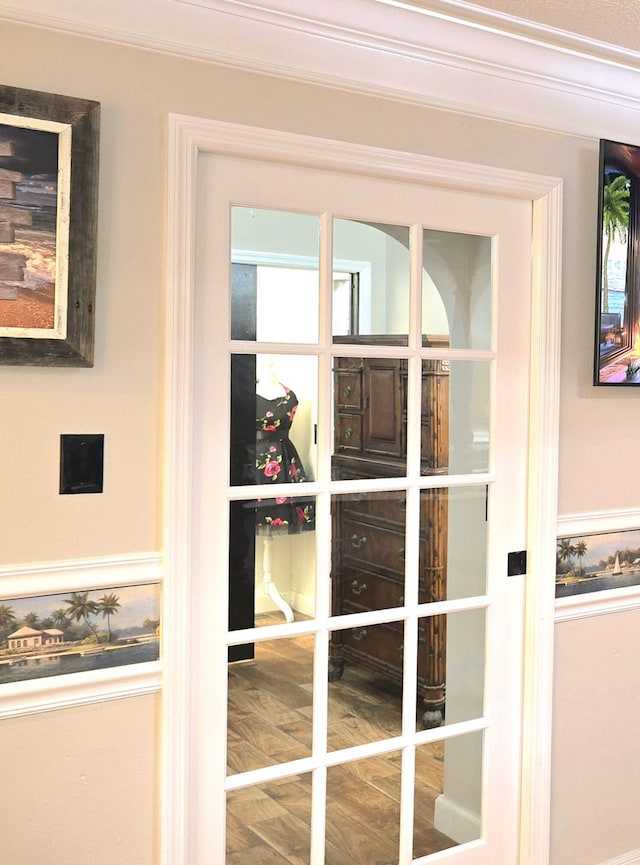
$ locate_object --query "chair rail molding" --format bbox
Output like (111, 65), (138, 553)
(0, 551), (162, 598)
(558, 507), (640, 537)
(2, 0), (640, 139)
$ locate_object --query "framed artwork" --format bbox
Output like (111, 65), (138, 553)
(556, 528), (640, 597)
(0, 583), (160, 685)
(0, 84), (99, 366)
(594, 138), (640, 385)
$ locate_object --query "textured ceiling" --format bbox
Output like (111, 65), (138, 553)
(403, 0), (640, 52)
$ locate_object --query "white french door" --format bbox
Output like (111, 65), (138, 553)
(163, 119), (561, 865)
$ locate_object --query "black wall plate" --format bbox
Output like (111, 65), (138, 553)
(60, 434), (104, 494)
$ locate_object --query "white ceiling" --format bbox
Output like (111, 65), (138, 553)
(406, 0), (640, 53)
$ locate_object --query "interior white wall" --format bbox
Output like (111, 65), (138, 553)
(0, 16), (637, 865)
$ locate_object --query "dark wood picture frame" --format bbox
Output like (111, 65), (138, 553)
(0, 85), (99, 366)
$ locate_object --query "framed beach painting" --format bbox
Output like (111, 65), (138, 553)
(595, 138), (640, 385)
(0, 583), (160, 685)
(0, 85), (99, 366)
(556, 528), (640, 597)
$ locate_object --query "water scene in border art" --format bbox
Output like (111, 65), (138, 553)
(0, 583), (160, 684)
(556, 529), (640, 597)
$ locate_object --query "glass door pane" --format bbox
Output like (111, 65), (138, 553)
(333, 219), (411, 344)
(231, 206), (321, 343)
(422, 229), (492, 351)
(226, 205), (494, 859)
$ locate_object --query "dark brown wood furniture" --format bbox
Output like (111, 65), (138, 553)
(330, 335), (449, 728)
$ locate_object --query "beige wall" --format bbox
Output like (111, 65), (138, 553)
(0, 18), (638, 865)
(553, 613), (640, 864)
(0, 694), (159, 865)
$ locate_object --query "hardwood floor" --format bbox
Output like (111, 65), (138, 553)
(226, 618), (454, 864)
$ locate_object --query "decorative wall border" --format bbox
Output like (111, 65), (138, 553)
(556, 510), (640, 622)
(0, 552), (162, 718)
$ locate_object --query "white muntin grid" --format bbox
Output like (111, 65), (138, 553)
(221, 212), (496, 864)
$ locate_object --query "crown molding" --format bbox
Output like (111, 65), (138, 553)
(2, 0), (640, 139)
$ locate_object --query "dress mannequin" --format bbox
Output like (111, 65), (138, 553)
(256, 356), (285, 400)
(254, 356), (315, 622)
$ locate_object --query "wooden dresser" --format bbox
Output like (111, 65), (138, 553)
(330, 335), (449, 728)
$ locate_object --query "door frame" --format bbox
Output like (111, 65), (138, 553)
(162, 114), (562, 865)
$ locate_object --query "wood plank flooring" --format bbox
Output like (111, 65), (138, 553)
(226, 618), (454, 864)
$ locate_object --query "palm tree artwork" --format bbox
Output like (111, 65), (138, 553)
(64, 591), (100, 640)
(51, 609), (69, 628)
(0, 604), (16, 641)
(574, 540), (588, 577)
(0, 585), (160, 685)
(0, 604), (16, 629)
(97, 593), (121, 643)
(557, 538), (576, 570)
(602, 172), (630, 315)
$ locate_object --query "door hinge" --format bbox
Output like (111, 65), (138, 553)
(508, 550), (527, 577)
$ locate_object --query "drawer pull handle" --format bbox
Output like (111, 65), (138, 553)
(398, 547), (405, 561)
(399, 497), (406, 510)
(344, 427), (353, 439)
(398, 595), (404, 605)
(352, 628), (368, 641)
(351, 534), (367, 549)
(343, 385), (352, 398)
(351, 580), (367, 596)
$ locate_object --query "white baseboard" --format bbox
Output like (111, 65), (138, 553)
(433, 793), (481, 845)
(289, 590), (314, 618)
(255, 590), (315, 619)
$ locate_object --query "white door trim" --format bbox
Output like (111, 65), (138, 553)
(162, 115), (562, 865)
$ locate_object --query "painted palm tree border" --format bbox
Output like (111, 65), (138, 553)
(0, 582), (161, 687)
(556, 528), (640, 597)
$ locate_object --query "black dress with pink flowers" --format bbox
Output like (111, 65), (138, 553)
(255, 387), (315, 533)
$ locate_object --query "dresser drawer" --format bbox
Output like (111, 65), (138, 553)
(337, 618), (443, 708)
(342, 517), (406, 575)
(340, 566), (405, 611)
(334, 356), (364, 371)
(340, 490), (407, 526)
(341, 621), (404, 672)
(335, 371), (363, 410)
(335, 414), (362, 452)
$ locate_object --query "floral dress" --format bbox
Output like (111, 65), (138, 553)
(255, 387), (315, 533)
